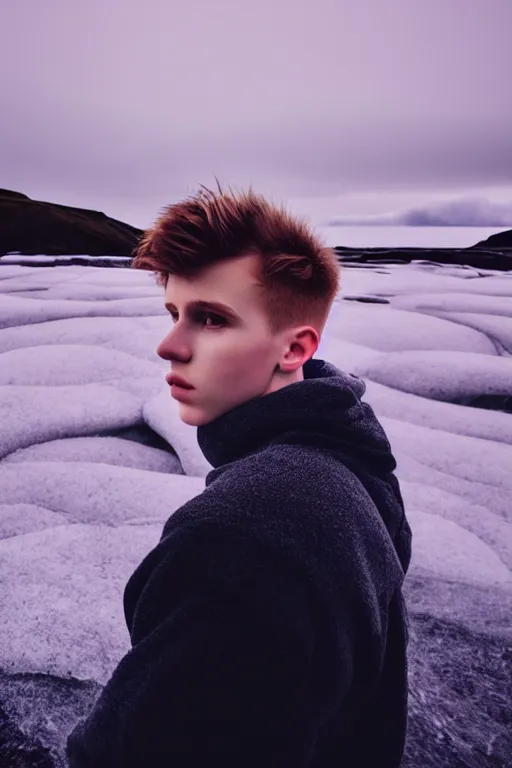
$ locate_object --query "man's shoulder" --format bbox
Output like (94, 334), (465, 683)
(223, 441), (349, 486)
(199, 444), (364, 535)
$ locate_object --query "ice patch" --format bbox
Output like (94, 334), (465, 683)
(406, 509), (512, 588)
(353, 349), (512, 401)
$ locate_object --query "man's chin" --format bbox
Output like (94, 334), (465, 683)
(177, 397), (252, 427)
(178, 413), (202, 427)
(177, 406), (217, 428)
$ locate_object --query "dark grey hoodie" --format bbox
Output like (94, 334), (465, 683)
(66, 357), (412, 767)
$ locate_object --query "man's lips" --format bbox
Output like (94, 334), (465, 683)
(165, 373), (194, 389)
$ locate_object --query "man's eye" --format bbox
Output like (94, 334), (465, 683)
(202, 313), (226, 327)
(169, 312), (225, 327)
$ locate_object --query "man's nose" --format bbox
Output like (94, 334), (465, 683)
(156, 329), (190, 361)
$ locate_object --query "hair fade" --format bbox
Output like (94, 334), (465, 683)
(130, 180), (341, 336)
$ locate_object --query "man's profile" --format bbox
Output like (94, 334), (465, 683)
(66, 182), (412, 767)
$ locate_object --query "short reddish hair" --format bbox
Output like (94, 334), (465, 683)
(130, 181), (341, 336)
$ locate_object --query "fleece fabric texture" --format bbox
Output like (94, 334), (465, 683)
(66, 357), (412, 768)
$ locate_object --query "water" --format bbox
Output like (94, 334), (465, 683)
(316, 225), (507, 249)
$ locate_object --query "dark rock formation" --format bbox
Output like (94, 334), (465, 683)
(0, 698), (55, 767)
(334, 246), (512, 271)
(0, 189), (143, 257)
(472, 228), (512, 249)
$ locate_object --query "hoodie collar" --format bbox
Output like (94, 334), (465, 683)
(197, 357), (396, 476)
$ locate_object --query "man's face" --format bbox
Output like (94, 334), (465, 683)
(156, 253), (317, 426)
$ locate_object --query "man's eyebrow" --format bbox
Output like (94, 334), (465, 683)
(164, 300), (240, 319)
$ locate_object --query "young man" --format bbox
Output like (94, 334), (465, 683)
(67, 184), (412, 767)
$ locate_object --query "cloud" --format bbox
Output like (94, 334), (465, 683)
(324, 198), (512, 227)
(1, 0), (512, 209)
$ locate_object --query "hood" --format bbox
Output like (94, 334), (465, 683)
(197, 357), (411, 576)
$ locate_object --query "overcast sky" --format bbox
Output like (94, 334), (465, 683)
(1, 0), (511, 227)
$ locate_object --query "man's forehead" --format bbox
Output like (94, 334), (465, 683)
(163, 258), (262, 312)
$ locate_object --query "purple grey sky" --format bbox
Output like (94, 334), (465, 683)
(1, 0), (511, 227)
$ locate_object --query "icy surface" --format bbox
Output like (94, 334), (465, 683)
(0, 261), (511, 690)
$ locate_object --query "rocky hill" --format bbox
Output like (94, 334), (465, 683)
(0, 189), (143, 257)
(473, 228), (512, 249)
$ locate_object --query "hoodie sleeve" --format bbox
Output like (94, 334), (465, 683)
(66, 521), (338, 768)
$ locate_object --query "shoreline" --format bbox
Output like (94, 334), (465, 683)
(2, 244), (512, 272)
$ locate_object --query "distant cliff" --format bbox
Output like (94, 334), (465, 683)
(472, 229), (512, 249)
(0, 189), (143, 257)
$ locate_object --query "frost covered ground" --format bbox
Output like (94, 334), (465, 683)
(0, 259), (511, 767)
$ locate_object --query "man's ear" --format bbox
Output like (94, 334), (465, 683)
(284, 328), (319, 368)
